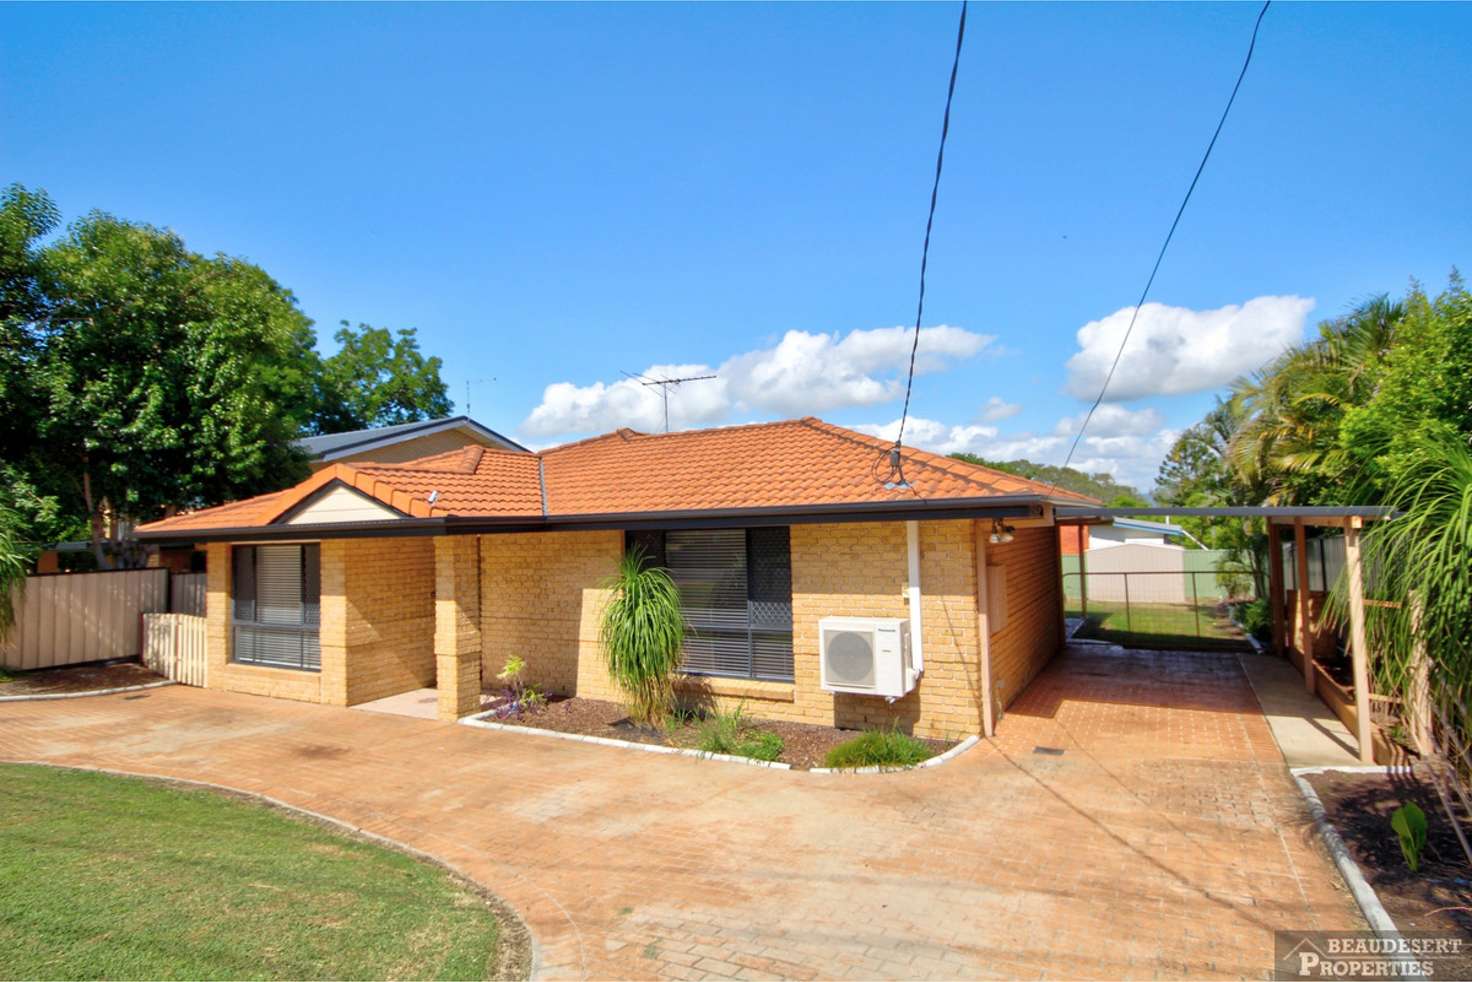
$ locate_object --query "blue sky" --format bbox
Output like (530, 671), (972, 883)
(4, 2), (1468, 488)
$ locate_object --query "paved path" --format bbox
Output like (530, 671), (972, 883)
(1, 645), (1363, 979)
(1236, 650), (1361, 766)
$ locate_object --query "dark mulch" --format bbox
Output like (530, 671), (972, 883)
(0, 659), (165, 696)
(487, 695), (956, 770)
(1306, 769), (1472, 946)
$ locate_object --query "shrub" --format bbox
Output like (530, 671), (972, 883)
(489, 654), (545, 718)
(0, 507), (32, 643)
(695, 705), (783, 762)
(1236, 598), (1272, 642)
(599, 547), (686, 726)
(823, 727), (935, 769)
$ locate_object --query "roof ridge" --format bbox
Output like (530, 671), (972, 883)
(359, 443), (519, 474)
(799, 418), (1078, 500)
(540, 418), (810, 456)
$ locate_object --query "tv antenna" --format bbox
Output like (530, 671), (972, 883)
(620, 370), (718, 433)
(464, 377), (495, 414)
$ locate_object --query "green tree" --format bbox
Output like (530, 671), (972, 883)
(23, 203), (318, 564)
(310, 322), (452, 434)
(948, 454), (1146, 504)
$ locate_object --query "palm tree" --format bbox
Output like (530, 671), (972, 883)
(1230, 296), (1404, 503)
(598, 547), (687, 726)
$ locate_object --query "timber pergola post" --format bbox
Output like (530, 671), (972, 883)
(1294, 518), (1314, 693)
(1267, 521), (1285, 657)
(1343, 517), (1374, 764)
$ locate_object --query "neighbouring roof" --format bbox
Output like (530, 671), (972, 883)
(295, 416), (528, 460)
(1110, 517), (1186, 537)
(138, 417), (1097, 540)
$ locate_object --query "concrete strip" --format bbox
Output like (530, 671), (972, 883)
(1290, 767), (1420, 977)
(0, 680), (175, 703)
(1238, 650), (1359, 767)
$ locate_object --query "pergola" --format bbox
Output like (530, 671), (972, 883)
(1055, 505), (1397, 763)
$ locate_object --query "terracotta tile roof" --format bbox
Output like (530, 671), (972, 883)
(137, 417), (1093, 536)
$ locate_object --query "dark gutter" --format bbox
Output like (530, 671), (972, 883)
(137, 494), (1059, 543)
(1055, 505), (1394, 520)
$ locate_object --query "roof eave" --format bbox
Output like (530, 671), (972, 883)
(136, 493), (1067, 543)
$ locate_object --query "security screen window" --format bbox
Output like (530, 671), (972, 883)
(626, 527), (794, 682)
(231, 544), (321, 671)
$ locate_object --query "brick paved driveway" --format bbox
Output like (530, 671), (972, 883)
(1, 644), (1362, 979)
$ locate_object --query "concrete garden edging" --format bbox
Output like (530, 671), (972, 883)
(0, 679), (175, 702)
(460, 713), (983, 775)
(1289, 765), (1411, 950)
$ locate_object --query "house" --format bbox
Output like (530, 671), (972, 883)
(295, 415), (528, 468)
(136, 418), (1092, 741)
(141, 416), (528, 573)
(1060, 516), (1199, 554)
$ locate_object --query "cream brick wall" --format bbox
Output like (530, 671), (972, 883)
(984, 525), (1063, 715)
(480, 530), (622, 696)
(336, 536), (436, 706)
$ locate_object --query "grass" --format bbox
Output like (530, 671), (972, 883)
(1064, 600), (1249, 650)
(693, 705), (783, 762)
(0, 667), (13, 684)
(823, 728), (934, 769)
(0, 764), (508, 981)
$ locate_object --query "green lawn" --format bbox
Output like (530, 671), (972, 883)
(1066, 600), (1249, 650)
(0, 764), (511, 981)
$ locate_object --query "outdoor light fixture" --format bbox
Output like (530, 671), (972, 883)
(988, 519), (1015, 545)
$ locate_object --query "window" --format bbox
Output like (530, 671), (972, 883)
(231, 544), (321, 671)
(627, 528), (794, 682)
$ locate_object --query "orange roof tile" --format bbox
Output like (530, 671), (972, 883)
(137, 417), (1093, 536)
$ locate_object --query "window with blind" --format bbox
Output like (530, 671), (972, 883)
(231, 544), (321, 671)
(627, 527), (793, 682)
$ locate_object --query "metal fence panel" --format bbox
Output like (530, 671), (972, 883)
(169, 573), (207, 615)
(1, 568), (169, 669)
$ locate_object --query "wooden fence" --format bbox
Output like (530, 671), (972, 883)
(1, 568), (169, 670)
(141, 613), (208, 686)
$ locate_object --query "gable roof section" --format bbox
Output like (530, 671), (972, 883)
(296, 416), (529, 461)
(138, 418), (1094, 538)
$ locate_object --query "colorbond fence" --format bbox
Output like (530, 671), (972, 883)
(1, 568), (169, 670)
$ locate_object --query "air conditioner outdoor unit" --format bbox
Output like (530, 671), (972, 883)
(818, 617), (915, 698)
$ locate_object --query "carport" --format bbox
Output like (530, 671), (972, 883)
(1056, 505), (1396, 764)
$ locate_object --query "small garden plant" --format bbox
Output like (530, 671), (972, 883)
(695, 704), (783, 762)
(1391, 802), (1428, 873)
(599, 546), (686, 727)
(488, 655), (545, 719)
(824, 726), (935, 769)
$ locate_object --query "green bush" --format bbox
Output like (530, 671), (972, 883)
(1236, 598), (1272, 641)
(823, 727), (934, 769)
(1391, 802), (1428, 873)
(695, 704), (783, 762)
(598, 548), (687, 726)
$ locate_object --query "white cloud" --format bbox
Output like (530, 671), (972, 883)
(1064, 295), (1314, 400)
(979, 396), (1022, 422)
(520, 325), (994, 438)
(856, 411), (1180, 491)
(1053, 404), (1164, 438)
(852, 417), (999, 456)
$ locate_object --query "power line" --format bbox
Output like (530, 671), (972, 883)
(892, 0), (968, 462)
(1056, 0), (1271, 480)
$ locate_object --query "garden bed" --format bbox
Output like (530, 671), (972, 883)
(0, 658), (164, 696)
(485, 695), (957, 770)
(1305, 769), (1472, 954)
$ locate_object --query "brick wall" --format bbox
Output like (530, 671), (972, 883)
(984, 525), (1063, 716)
(334, 536), (436, 706)
(480, 530), (622, 696)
